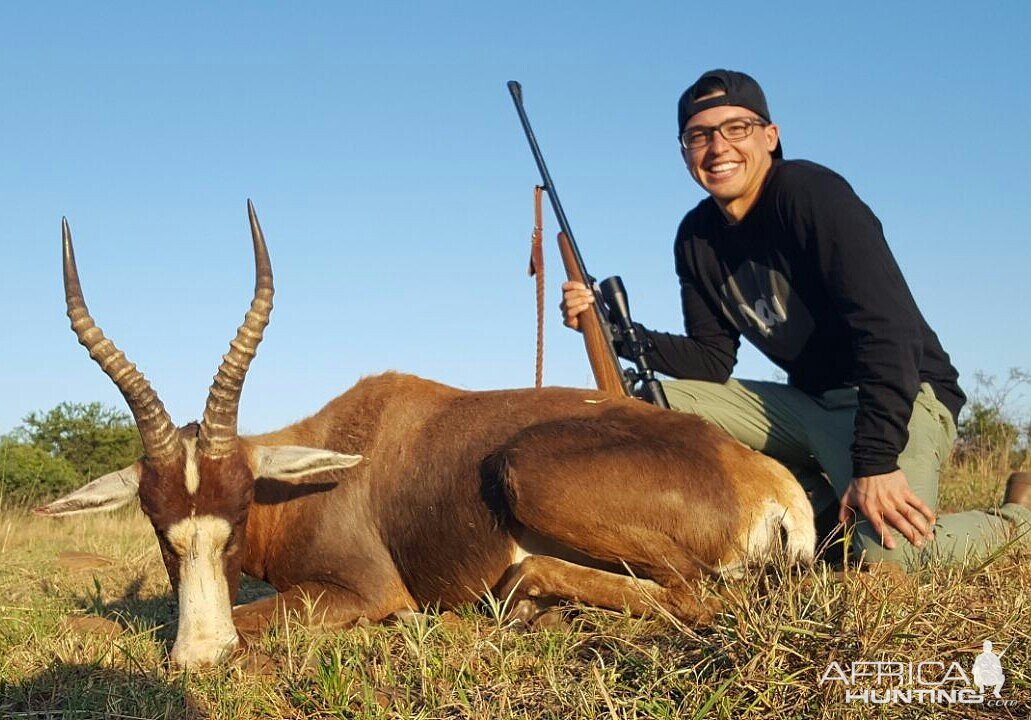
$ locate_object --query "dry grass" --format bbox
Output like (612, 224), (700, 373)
(1, 464), (1028, 719)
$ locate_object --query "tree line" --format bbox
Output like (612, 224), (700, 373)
(1, 402), (141, 506)
(1, 374), (1028, 508)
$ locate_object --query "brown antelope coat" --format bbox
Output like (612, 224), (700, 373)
(40, 204), (815, 667)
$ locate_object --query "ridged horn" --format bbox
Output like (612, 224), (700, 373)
(63, 218), (180, 461)
(198, 200), (274, 457)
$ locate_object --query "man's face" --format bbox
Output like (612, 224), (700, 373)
(681, 98), (779, 219)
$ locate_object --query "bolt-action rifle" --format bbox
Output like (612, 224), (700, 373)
(507, 81), (668, 409)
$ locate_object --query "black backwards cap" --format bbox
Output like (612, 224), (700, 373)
(677, 69), (783, 159)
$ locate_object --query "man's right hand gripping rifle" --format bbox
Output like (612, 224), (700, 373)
(560, 280), (596, 332)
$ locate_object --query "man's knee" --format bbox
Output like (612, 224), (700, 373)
(848, 526), (921, 572)
(659, 379), (729, 418)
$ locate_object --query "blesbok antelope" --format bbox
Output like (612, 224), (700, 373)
(38, 202), (815, 667)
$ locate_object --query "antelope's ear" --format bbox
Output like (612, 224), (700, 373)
(34, 464), (141, 517)
(249, 445), (363, 482)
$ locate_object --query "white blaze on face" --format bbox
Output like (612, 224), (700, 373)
(166, 515), (238, 667)
(183, 437), (200, 495)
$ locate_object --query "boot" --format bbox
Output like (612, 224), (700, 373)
(1003, 472), (1031, 512)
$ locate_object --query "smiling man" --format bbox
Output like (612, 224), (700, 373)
(562, 69), (1031, 569)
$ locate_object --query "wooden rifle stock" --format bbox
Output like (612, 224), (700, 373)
(557, 232), (630, 397)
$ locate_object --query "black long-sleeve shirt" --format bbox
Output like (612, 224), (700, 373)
(628, 159), (964, 478)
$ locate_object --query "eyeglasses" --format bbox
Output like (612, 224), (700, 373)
(680, 117), (769, 151)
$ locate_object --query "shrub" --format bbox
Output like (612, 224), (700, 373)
(12, 402), (142, 481)
(1, 402), (142, 507)
(955, 368), (1029, 474)
(0, 441), (82, 507)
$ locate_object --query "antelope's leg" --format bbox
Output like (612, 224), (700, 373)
(500, 465), (715, 584)
(232, 581), (410, 642)
(497, 555), (718, 623)
(495, 444), (724, 622)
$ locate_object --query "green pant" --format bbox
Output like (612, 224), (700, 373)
(661, 379), (1031, 570)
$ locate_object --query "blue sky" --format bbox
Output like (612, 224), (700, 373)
(1, 2), (1029, 436)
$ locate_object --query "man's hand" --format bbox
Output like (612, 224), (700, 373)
(560, 280), (594, 332)
(838, 470), (936, 550)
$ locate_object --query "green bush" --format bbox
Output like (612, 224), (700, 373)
(0, 441), (82, 507)
(12, 402), (142, 481)
(1, 402), (142, 507)
(955, 369), (1029, 473)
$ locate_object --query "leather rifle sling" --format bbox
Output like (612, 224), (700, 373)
(528, 185), (545, 388)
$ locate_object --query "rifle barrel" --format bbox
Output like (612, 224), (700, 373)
(506, 81), (592, 284)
